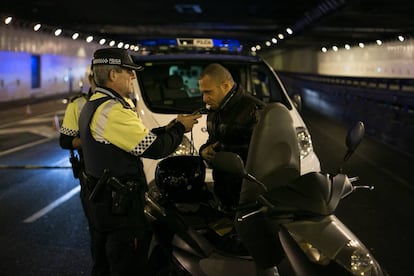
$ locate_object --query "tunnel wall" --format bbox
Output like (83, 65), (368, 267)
(0, 25), (99, 102)
(263, 39), (414, 79)
(279, 72), (414, 157)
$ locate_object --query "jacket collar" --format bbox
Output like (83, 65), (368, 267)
(216, 83), (241, 111)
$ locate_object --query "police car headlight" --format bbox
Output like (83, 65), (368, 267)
(296, 127), (314, 160)
(172, 136), (197, 156)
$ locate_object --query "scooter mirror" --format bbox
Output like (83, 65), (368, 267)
(346, 121), (365, 152)
(212, 152), (246, 176)
(291, 94), (302, 113)
(339, 121), (365, 173)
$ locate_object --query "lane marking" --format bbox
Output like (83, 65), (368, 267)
(0, 137), (55, 157)
(23, 185), (80, 223)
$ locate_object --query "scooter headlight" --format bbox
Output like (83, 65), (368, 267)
(296, 127), (314, 160)
(336, 240), (383, 276)
(289, 233), (330, 265)
(298, 242), (330, 265)
(290, 233), (385, 275)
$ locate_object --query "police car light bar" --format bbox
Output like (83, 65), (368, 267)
(177, 38), (214, 48)
(138, 38), (242, 53)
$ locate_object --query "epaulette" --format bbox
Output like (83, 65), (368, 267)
(70, 93), (88, 103)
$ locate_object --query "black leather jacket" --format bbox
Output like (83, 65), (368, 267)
(200, 83), (266, 162)
(199, 83), (266, 208)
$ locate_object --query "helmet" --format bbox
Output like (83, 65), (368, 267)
(155, 156), (207, 203)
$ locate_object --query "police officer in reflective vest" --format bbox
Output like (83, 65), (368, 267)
(79, 47), (201, 275)
(60, 67), (96, 229)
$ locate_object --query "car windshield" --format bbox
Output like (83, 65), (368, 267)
(136, 58), (291, 114)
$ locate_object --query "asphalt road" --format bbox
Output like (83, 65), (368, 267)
(0, 98), (413, 275)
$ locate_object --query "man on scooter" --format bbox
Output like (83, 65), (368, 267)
(198, 63), (266, 212)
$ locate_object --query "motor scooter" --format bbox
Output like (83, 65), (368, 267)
(212, 102), (388, 275)
(144, 154), (267, 275)
(144, 102), (387, 275)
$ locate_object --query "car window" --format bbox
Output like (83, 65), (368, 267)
(137, 59), (289, 114)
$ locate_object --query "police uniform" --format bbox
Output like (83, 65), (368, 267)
(60, 92), (89, 142)
(79, 48), (187, 275)
(59, 90), (93, 227)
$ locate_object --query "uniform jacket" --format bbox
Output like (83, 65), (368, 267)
(199, 83), (266, 208)
(200, 83), (266, 162)
(59, 91), (89, 149)
(79, 87), (185, 180)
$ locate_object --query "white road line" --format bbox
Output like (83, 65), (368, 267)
(0, 137), (55, 157)
(23, 185), (80, 223)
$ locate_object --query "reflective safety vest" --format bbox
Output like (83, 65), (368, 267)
(60, 93), (88, 137)
(79, 88), (155, 181)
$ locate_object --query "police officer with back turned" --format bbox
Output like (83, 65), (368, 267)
(79, 47), (201, 275)
(60, 66), (96, 232)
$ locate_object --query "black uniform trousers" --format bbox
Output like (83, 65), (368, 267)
(82, 175), (151, 276)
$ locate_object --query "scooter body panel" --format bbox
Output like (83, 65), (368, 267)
(283, 215), (352, 258)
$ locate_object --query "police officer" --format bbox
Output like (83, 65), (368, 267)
(198, 63), (266, 211)
(79, 47), (201, 276)
(60, 67), (95, 153)
(60, 67), (96, 230)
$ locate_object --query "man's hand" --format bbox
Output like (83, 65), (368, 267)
(201, 141), (220, 162)
(176, 113), (202, 133)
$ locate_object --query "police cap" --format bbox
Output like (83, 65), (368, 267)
(92, 48), (143, 71)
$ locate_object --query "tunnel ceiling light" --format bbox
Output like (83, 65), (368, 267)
(398, 35), (405, 42)
(332, 45), (338, 51)
(286, 27), (293, 35)
(278, 33), (284, 40)
(1, 14), (144, 49)
(345, 44), (351, 50)
(33, 23), (41, 31)
(124, 43), (130, 49)
(265, 41), (271, 46)
(117, 42), (124, 48)
(358, 42), (365, 48)
(321, 47), (327, 52)
(272, 38), (277, 44)
(109, 40), (116, 47)
(4, 16), (12, 25)
(376, 39), (382, 45)
(54, 28), (62, 36)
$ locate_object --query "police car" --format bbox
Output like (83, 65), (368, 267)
(130, 38), (321, 186)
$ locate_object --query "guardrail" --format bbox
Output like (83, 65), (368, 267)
(278, 72), (414, 157)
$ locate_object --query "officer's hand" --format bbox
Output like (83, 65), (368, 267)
(176, 113), (202, 133)
(72, 137), (82, 149)
(201, 142), (220, 162)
